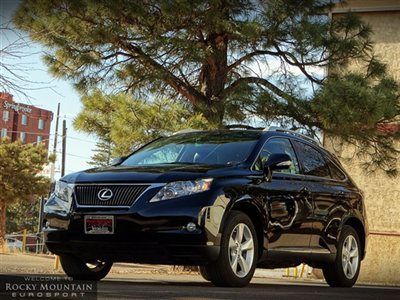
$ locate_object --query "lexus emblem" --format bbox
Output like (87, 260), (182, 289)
(97, 189), (113, 201)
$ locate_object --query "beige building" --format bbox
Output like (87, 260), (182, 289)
(324, 0), (400, 285)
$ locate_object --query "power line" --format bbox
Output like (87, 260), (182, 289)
(3, 130), (98, 144)
(55, 151), (91, 160)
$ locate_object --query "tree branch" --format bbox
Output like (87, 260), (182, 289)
(223, 76), (298, 104)
(119, 41), (207, 106)
(227, 50), (277, 72)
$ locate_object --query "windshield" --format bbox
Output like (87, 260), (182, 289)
(121, 131), (261, 167)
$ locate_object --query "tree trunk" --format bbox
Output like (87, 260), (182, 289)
(0, 200), (6, 252)
(198, 32), (228, 127)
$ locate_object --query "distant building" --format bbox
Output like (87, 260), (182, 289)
(0, 92), (53, 149)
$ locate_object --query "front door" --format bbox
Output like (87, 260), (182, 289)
(253, 138), (313, 251)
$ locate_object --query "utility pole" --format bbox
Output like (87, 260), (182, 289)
(39, 103), (60, 246)
(50, 103), (60, 182)
(61, 119), (67, 177)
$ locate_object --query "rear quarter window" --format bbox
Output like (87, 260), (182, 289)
(327, 160), (347, 181)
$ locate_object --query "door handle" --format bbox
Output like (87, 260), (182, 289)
(300, 187), (311, 196)
(300, 187), (313, 210)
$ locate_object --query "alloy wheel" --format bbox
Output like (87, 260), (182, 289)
(341, 235), (359, 279)
(228, 223), (255, 278)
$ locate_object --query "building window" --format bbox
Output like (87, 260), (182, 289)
(36, 136), (43, 144)
(1, 128), (7, 138)
(21, 114), (28, 125)
(3, 111), (9, 122)
(38, 118), (44, 130)
(20, 132), (26, 143)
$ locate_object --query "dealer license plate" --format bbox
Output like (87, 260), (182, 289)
(84, 215), (114, 234)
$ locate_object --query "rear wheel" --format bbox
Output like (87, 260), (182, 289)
(60, 255), (112, 281)
(204, 211), (258, 287)
(322, 225), (361, 287)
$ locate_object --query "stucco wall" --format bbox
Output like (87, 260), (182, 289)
(325, 7), (400, 285)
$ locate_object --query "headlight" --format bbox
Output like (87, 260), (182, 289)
(150, 178), (213, 202)
(54, 181), (74, 203)
(44, 181), (75, 215)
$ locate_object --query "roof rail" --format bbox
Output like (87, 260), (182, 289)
(225, 124), (263, 130)
(172, 129), (202, 135)
(265, 126), (321, 146)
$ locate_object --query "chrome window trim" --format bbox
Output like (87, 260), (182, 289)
(251, 135), (349, 182)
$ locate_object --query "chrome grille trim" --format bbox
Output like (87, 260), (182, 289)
(74, 183), (164, 208)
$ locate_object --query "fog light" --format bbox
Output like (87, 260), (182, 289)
(186, 222), (197, 232)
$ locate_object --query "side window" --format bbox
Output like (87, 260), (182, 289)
(292, 141), (330, 178)
(3, 111), (9, 121)
(254, 138), (300, 174)
(21, 115), (28, 125)
(327, 160), (346, 181)
(38, 118), (45, 130)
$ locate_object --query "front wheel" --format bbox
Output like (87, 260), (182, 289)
(59, 255), (112, 281)
(322, 225), (361, 287)
(199, 266), (211, 281)
(204, 211), (258, 287)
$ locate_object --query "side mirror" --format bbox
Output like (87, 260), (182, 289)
(263, 153), (292, 178)
(110, 157), (124, 166)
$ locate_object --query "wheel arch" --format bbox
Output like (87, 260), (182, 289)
(230, 201), (267, 258)
(342, 217), (366, 260)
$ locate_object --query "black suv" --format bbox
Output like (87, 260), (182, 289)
(44, 128), (368, 287)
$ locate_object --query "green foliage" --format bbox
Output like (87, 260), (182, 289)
(0, 139), (51, 203)
(89, 140), (113, 167)
(73, 91), (211, 165)
(6, 200), (40, 233)
(13, 0), (400, 174)
(0, 139), (50, 243)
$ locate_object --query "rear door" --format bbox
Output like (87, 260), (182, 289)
(254, 138), (313, 251)
(291, 140), (350, 255)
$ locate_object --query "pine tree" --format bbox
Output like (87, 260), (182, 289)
(89, 140), (113, 167)
(14, 0), (400, 174)
(73, 91), (210, 164)
(0, 139), (50, 250)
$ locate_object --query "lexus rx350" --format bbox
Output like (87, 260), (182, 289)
(44, 128), (368, 287)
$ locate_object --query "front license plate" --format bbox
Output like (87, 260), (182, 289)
(84, 215), (114, 234)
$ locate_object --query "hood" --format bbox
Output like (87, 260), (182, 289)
(61, 164), (247, 184)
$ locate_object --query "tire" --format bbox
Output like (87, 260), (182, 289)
(59, 255), (113, 281)
(199, 266), (211, 281)
(204, 211), (258, 287)
(322, 225), (361, 287)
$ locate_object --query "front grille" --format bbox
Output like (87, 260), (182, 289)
(74, 184), (150, 207)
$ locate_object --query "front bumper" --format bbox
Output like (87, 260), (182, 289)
(43, 190), (230, 265)
(45, 230), (219, 265)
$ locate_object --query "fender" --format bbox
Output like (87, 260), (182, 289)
(198, 186), (269, 253)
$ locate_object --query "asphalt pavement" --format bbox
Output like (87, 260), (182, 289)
(97, 276), (400, 299)
(1, 253), (399, 299)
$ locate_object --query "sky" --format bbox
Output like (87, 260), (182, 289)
(1, 0), (97, 178)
